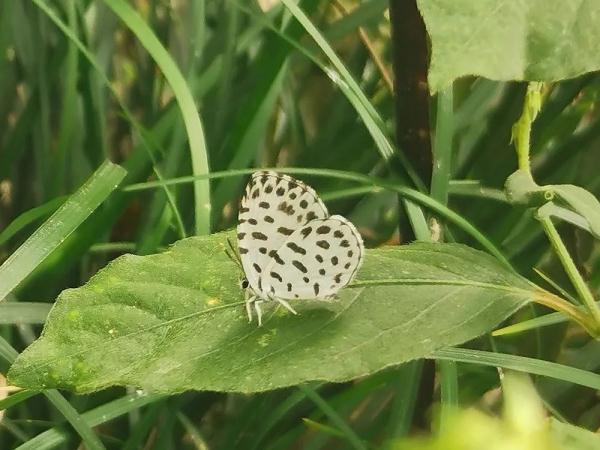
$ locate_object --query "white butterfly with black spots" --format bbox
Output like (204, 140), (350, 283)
(236, 171), (364, 326)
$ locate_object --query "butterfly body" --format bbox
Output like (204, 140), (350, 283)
(237, 171), (364, 325)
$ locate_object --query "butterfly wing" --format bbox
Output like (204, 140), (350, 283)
(237, 171), (329, 296)
(261, 215), (364, 299)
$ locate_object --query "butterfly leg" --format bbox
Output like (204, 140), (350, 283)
(244, 291), (256, 322)
(245, 296), (255, 322)
(254, 300), (264, 327)
(273, 297), (298, 316)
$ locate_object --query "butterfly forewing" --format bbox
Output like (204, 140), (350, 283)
(237, 171), (328, 295)
(261, 215), (364, 299)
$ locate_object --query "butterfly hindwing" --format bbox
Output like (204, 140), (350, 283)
(237, 171), (329, 296)
(261, 215), (364, 299)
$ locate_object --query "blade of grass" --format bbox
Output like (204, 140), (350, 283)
(432, 348), (600, 390)
(492, 301), (600, 336)
(49, 0), (78, 198)
(16, 392), (166, 450)
(177, 412), (209, 450)
(325, 0), (388, 42)
(298, 385), (367, 450)
(0, 196), (66, 247)
(31, 0), (187, 240)
(123, 167), (510, 267)
(102, 0), (211, 236)
(386, 361), (423, 439)
(122, 401), (165, 450)
(0, 390), (38, 411)
(248, 390), (308, 450)
(0, 160), (126, 302)
(42, 391), (106, 450)
(230, 0), (423, 190)
(437, 360), (458, 432)
(0, 302), (51, 324)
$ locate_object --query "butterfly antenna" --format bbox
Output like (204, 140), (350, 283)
(226, 238), (243, 269)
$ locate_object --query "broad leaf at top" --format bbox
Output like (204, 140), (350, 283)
(417, 0), (600, 92)
(9, 232), (537, 394)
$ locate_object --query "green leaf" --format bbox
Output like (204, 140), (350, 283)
(9, 233), (534, 393)
(418, 0), (600, 92)
(551, 184), (600, 239)
(505, 170), (600, 239)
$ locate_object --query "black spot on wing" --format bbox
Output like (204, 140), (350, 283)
(303, 276), (309, 283)
(287, 283), (292, 292)
(248, 218), (258, 225)
(265, 185), (273, 194)
(239, 247), (248, 254)
(299, 199), (308, 208)
(240, 207), (250, 213)
(334, 273), (342, 283)
(264, 215), (274, 223)
(277, 226), (294, 236)
(316, 225), (331, 234)
(313, 283), (320, 295)
(292, 260), (308, 273)
(252, 232), (268, 240)
(270, 271), (282, 282)
(334, 230), (344, 238)
(286, 242), (306, 255)
(259, 247), (267, 254)
(276, 187), (285, 196)
(340, 240), (350, 247)
(259, 201), (270, 209)
(301, 227), (312, 238)
(348, 250), (354, 257)
(331, 256), (338, 265)
(344, 262), (351, 269)
(252, 189), (260, 199)
(278, 201), (295, 216)
(316, 254), (323, 263)
(269, 250), (285, 265)
(316, 240), (330, 249)
(306, 211), (317, 221)
(319, 268), (326, 275)
(237, 232), (246, 240)
(253, 263), (262, 273)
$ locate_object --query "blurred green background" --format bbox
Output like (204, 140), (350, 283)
(0, 0), (599, 449)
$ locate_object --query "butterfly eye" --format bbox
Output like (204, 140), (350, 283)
(240, 278), (250, 289)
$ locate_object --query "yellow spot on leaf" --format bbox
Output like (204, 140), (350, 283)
(206, 297), (220, 306)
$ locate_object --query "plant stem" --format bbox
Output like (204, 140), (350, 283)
(538, 215), (600, 328)
(512, 82), (543, 175)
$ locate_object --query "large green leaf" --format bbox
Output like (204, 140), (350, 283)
(417, 0), (600, 92)
(9, 233), (536, 393)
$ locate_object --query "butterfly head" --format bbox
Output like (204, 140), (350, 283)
(239, 278), (250, 290)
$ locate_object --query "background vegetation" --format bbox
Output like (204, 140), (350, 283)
(0, 0), (599, 449)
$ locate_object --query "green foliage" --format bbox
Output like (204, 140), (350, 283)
(0, 0), (599, 448)
(418, 0), (600, 91)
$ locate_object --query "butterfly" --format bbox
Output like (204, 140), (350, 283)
(235, 171), (364, 326)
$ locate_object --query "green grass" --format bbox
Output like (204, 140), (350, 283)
(0, 1), (599, 449)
